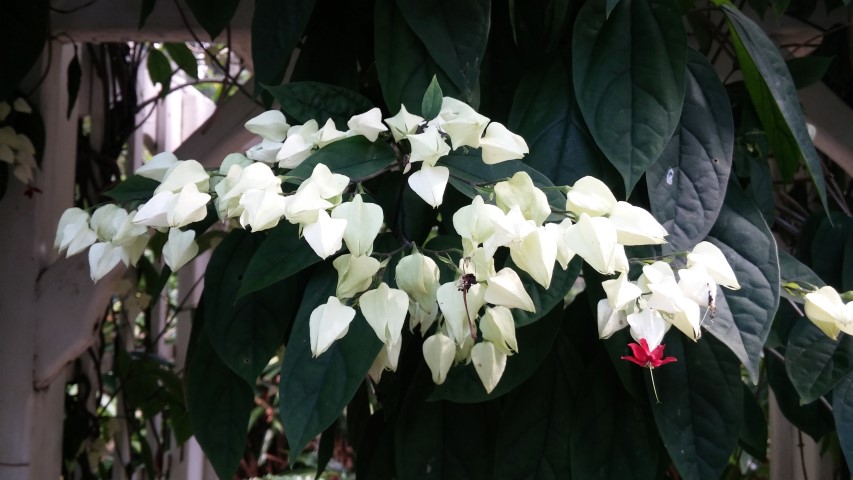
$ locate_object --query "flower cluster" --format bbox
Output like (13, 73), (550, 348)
(804, 286), (853, 340)
(0, 98), (38, 186)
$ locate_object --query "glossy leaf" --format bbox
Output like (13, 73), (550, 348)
(778, 250), (825, 303)
(395, 0), (490, 103)
(263, 81), (373, 128)
(573, 0), (687, 193)
(287, 135), (396, 181)
(421, 75), (443, 121)
(766, 350), (834, 441)
(186, 309), (254, 480)
(832, 372), (853, 469)
(279, 266), (383, 457)
(786, 56), (834, 89)
(722, 4), (828, 212)
(184, 0), (240, 39)
(104, 175), (160, 202)
(785, 319), (853, 404)
(704, 184), (780, 382)
(164, 43), (198, 79)
(509, 58), (615, 189)
(146, 48), (172, 94)
(238, 221), (319, 298)
(204, 229), (293, 385)
(252, 0), (315, 90)
(651, 334), (743, 480)
(647, 49), (733, 252)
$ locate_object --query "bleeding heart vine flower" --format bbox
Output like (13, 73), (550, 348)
(621, 338), (677, 403)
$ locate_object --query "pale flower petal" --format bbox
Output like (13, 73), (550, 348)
(805, 286), (845, 340)
(422, 333), (456, 385)
(88, 242), (124, 282)
(303, 209), (347, 259)
(155, 159), (210, 194)
(485, 267), (536, 312)
(347, 107), (388, 142)
(479, 122), (528, 164)
(407, 125), (450, 167)
(239, 187), (287, 232)
(407, 164), (449, 208)
(384, 105), (424, 142)
(480, 306), (518, 354)
(136, 152), (178, 182)
(471, 341), (507, 394)
(509, 226), (558, 289)
(333, 254), (380, 299)
(162, 228), (198, 272)
(563, 213), (628, 275)
(438, 97), (489, 149)
(168, 183), (212, 228)
(395, 249), (441, 307)
(360, 282), (409, 347)
(602, 272), (642, 311)
(687, 241), (740, 290)
(597, 299), (628, 339)
(494, 171), (550, 226)
(437, 281), (485, 346)
(609, 201), (668, 245)
(245, 110), (290, 142)
(309, 296), (356, 357)
(314, 118), (347, 147)
(332, 194), (384, 256)
(565, 176), (617, 217)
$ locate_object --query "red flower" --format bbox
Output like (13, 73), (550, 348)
(621, 338), (677, 369)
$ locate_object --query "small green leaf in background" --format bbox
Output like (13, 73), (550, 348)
(251, 0), (315, 92)
(786, 319), (853, 403)
(238, 221), (319, 298)
(723, 4), (828, 213)
(786, 56), (834, 90)
(263, 81), (374, 127)
(66, 50), (82, 119)
(146, 48), (172, 94)
(164, 43), (198, 79)
(778, 250), (825, 302)
(739, 383), (768, 459)
(573, 0), (687, 194)
(832, 372), (853, 469)
(184, 0), (240, 39)
(103, 175), (160, 202)
(766, 350), (835, 441)
(421, 75), (443, 121)
(287, 135), (396, 181)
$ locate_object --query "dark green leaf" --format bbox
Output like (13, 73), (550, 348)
(739, 383), (767, 459)
(204, 230), (292, 385)
(287, 135), (396, 181)
(832, 372), (853, 468)
(374, 0), (462, 113)
(421, 75), (443, 120)
(647, 49), (734, 253)
(806, 214), (852, 289)
(395, 0), (489, 104)
(509, 58), (616, 189)
(723, 4), (828, 212)
(252, 0), (315, 90)
(747, 154), (775, 223)
(786, 56), (834, 89)
(429, 302), (564, 403)
(786, 319), (853, 403)
(139, 0), (156, 29)
(184, 0), (240, 39)
(238, 221), (319, 298)
(704, 183), (780, 382)
(0, 0), (48, 100)
(146, 48), (172, 93)
(508, 0), (571, 59)
(766, 349), (834, 441)
(279, 267), (383, 457)
(66, 52), (82, 119)
(573, 0), (687, 193)
(778, 250), (825, 302)
(651, 334), (743, 480)
(164, 43), (198, 79)
(494, 356), (571, 480)
(511, 256), (583, 328)
(186, 308), (254, 480)
(263, 81), (373, 127)
(316, 422), (336, 479)
(103, 175), (160, 202)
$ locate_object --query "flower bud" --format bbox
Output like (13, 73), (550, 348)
(480, 306), (518, 354)
(395, 250), (440, 307)
(360, 282), (409, 347)
(422, 333), (456, 385)
(162, 227), (199, 272)
(494, 172), (550, 226)
(471, 341), (507, 393)
(333, 254), (380, 299)
(485, 268), (535, 312)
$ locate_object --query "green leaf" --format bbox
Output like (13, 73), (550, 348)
(238, 221), (319, 298)
(651, 334), (743, 480)
(186, 306), (254, 480)
(279, 266), (383, 457)
(421, 75), (443, 121)
(316, 422), (336, 479)
(739, 383), (767, 459)
(509, 58), (616, 189)
(723, 4), (828, 212)
(66, 51), (82, 119)
(704, 183), (780, 382)
(508, 0), (571, 58)
(395, 0), (489, 104)
(766, 350), (834, 441)
(263, 81), (373, 128)
(184, 0), (240, 39)
(146, 48), (172, 93)
(287, 135), (396, 181)
(138, 0), (156, 29)
(374, 0), (463, 113)
(204, 230), (293, 385)
(832, 372), (853, 468)
(606, 0), (623, 16)
(510, 256), (583, 328)
(494, 356), (571, 480)
(0, 0), (48, 100)
(785, 319), (853, 404)
(251, 0), (315, 91)
(164, 43), (198, 79)
(786, 56), (834, 89)
(429, 302), (564, 403)
(647, 49), (734, 253)
(573, 0), (687, 194)
(778, 250), (825, 302)
(103, 175), (160, 202)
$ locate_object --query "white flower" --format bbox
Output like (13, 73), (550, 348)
(277, 120), (319, 169)
(55, 208), (97, 256)
(246, 138), (283, 163)
(88, 242), (124, 282)
(333, 254), (380, 299)
(471, 341), (507, 393)
(368, 338), (403, 383)
(136, 152), (178, 182)
(479, 122), (528, 164)
(331, 195), (384, 256)
(602, 272), (642, 312)
(299, 163), (349, 204)
(422, 333), (456, 384)
(438, 97), (489, 149)
(480, 306), (518, 354)
(245, 110), (290, 142)
(687, 241), (740, 290)
(134, 183), (211, 229)
(218, 152), (253, 174)
(385, 105), (424, 142)
(452, 195), (504, 254)
(360, 282), (409, 347)
(804, 286), (853, 340)
(563, 213), (628, 275)
(485, 267), (535, 312)
(162, 228), (199, 271)
(90, 205), (127, 242)
(239, 187), (288, 232)
(462, 247), (496, 282)
(314, 118), (347, 148)
(216, 162), (282, 219)
(407, 125), (450, 167)
(348, 108), (388, 142)
(544, 219), (576, 269)
(437, 281), (485, 346)
(626, 308), (670, 350)
(508, 226), (558, 289)
(407, 164), (449, 208)
(283, 182), (334, 225)
(309, 296), (356, 357)
(597, 299), (628, 339)
(609, 201), (668, 246)
(395, 250), (441, 307)
(494, 171), (550, 226)
(13, 98), (32, 113)
(565, 176), (617, 217)
(155, 159), (210, 194)
(646, 277), (702, 340)
(303, 209), (347, 259)
(486, 206), (537, 253)
(677, 264), (717, 307)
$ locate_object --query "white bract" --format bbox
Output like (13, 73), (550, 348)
(277, 120), (319, 169)
(136, 152), (179, 182)
(360, 282), (409, 347)
(239, 187), (288, 232)
(485, 267), (535, 312)
(333, 254), (380, 299)
(384, 105), (424, 142)
(804, 286), (853, 340)
(422, 333), (456, 384)
(563, 213), (628, 275)
(626, 308), (670, 350)
(439, 97), (489, 149)
(453, 195), (504, 255)
(407, 164), (449, 208)
(309, 296), (356, 357)
(479, 122), (529, 164)
(331, 195), (384, 256)
(508, 227), (557, 289)
(437, 281), (485, 346)
(162, 228), (198, 271)
(565, 176), (617, 217)
(155, 159), (210, 194)
(314, 119), (347, 148)
(55, 208), (97, 256)
(303, 209), (347, 259)
(348, 108), (388, 142)
(245, 110), (290, 142)
(609, 201), (668, 245)
(407, 125), (450, 167)
(480, 306), (518, 354)
(494, 172), (550, 226)
(687, 241), (741, 290)
(471, 341), (507, 393)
